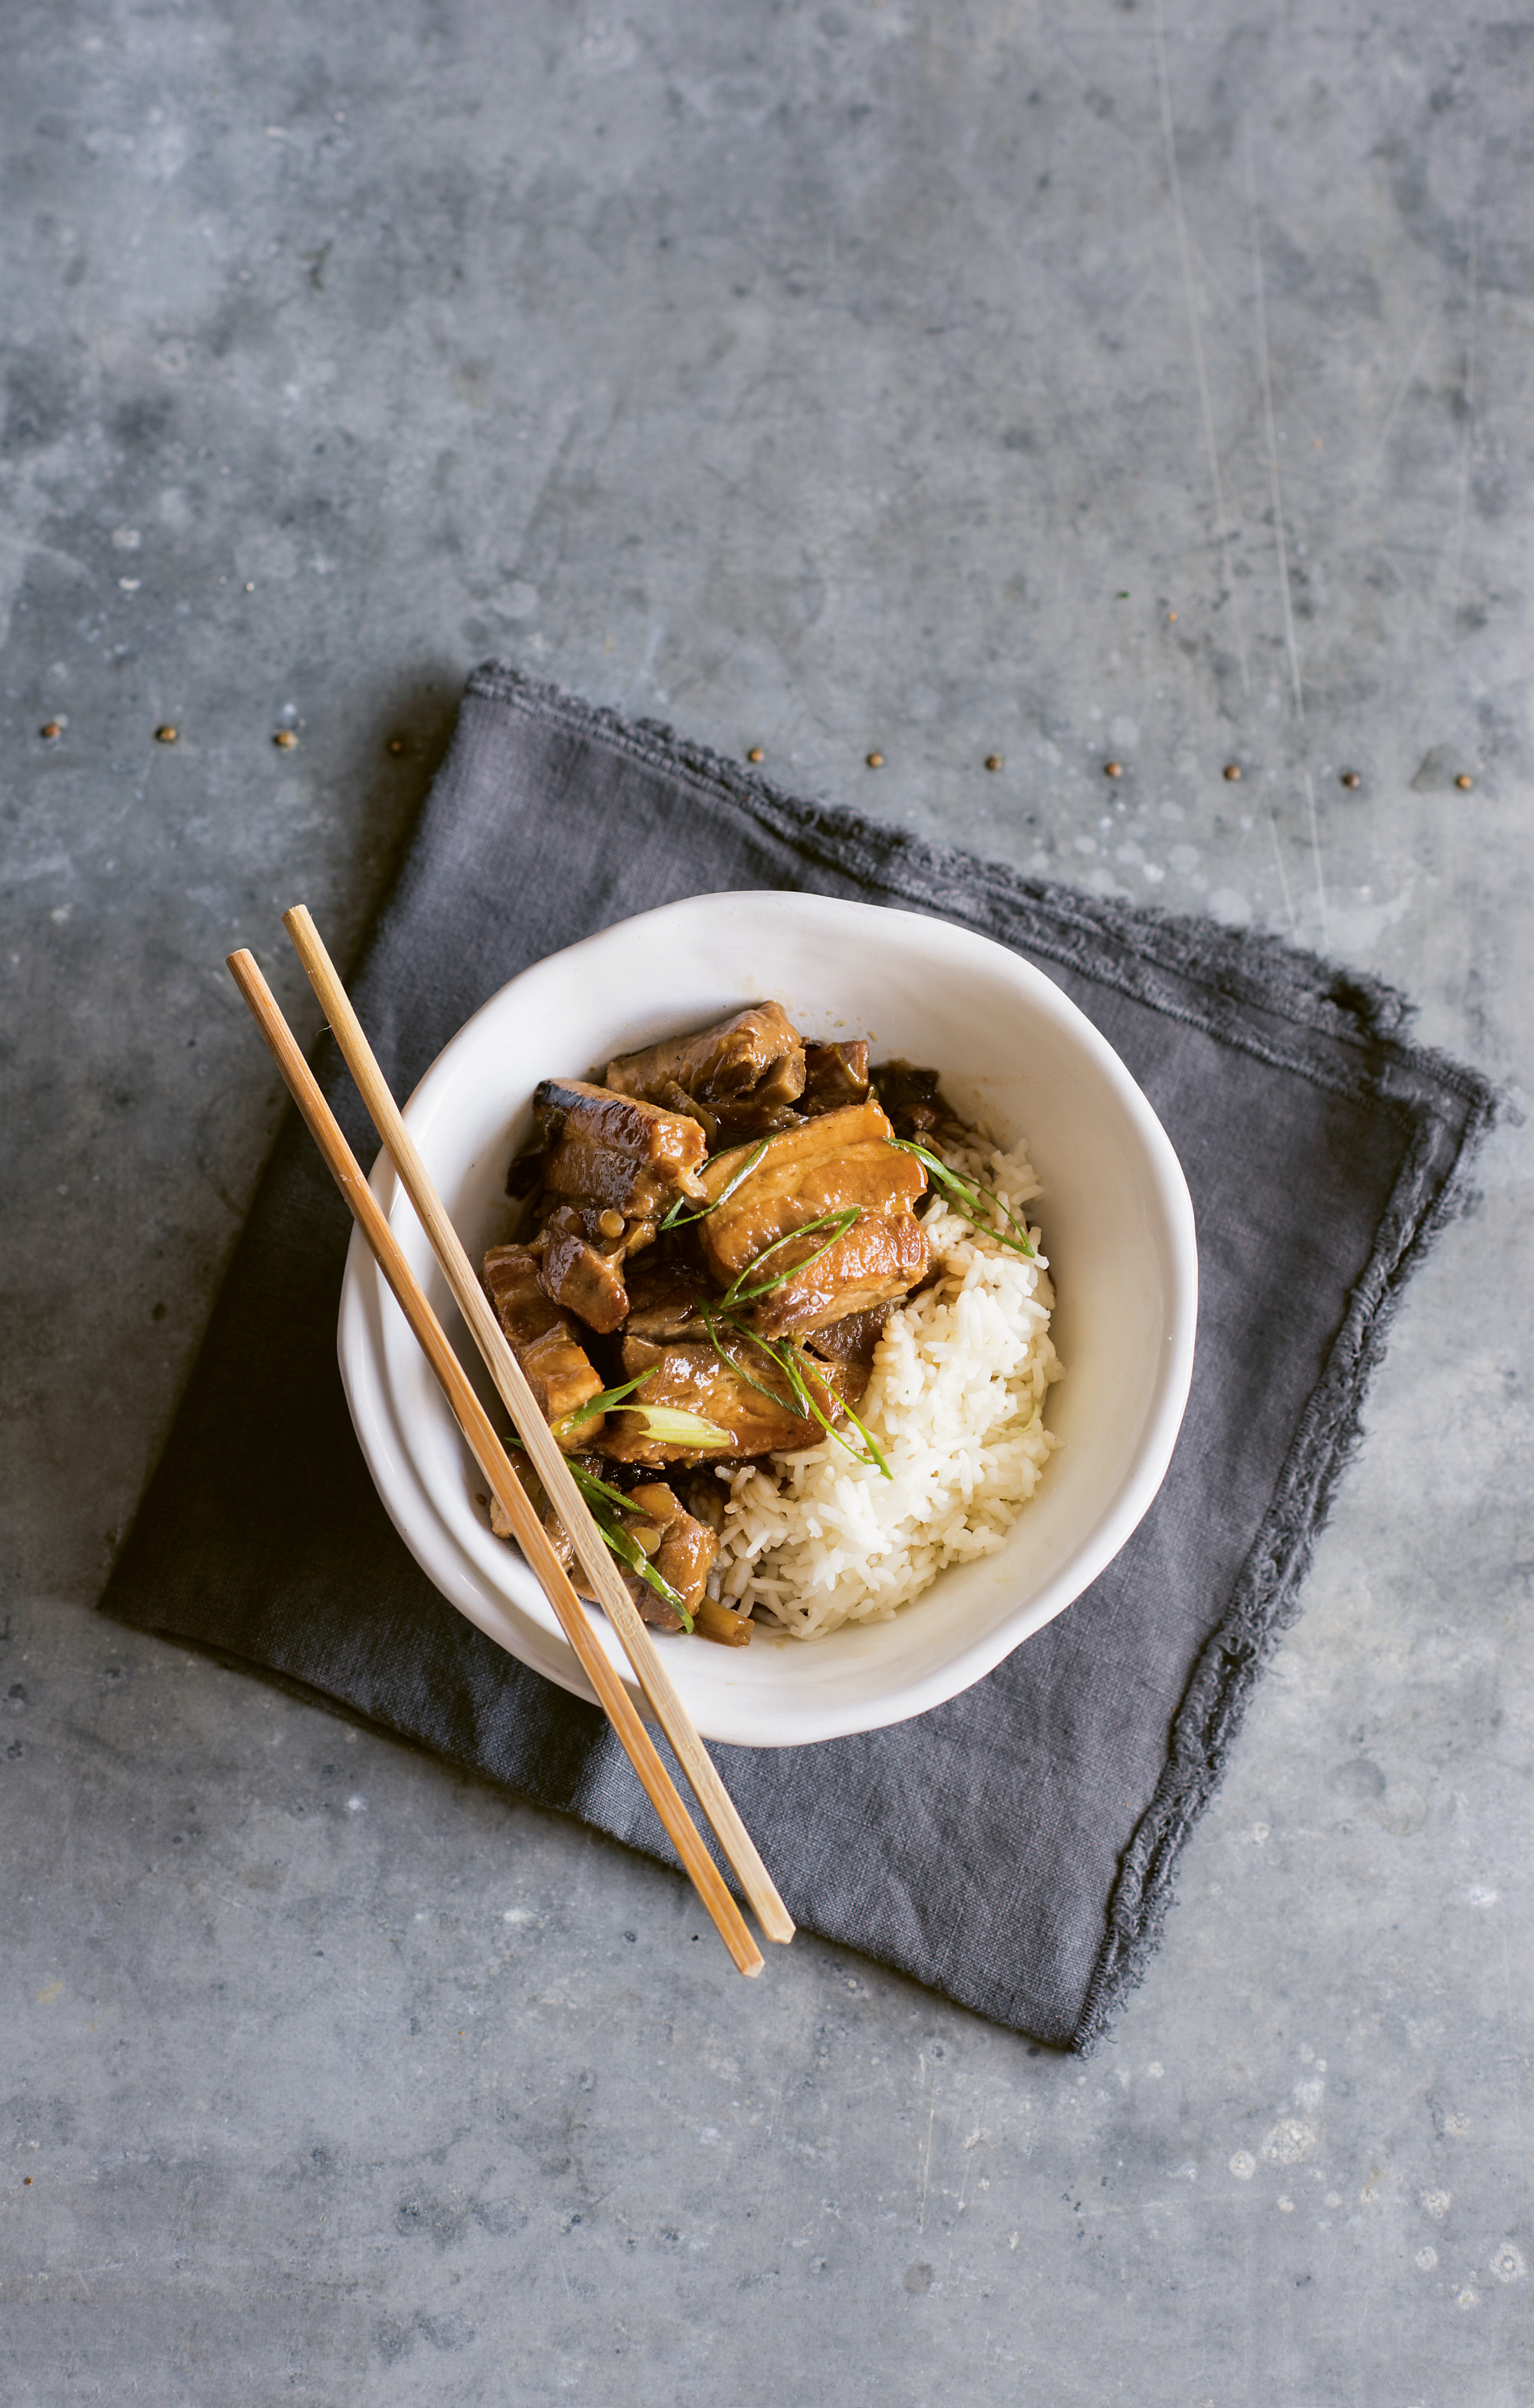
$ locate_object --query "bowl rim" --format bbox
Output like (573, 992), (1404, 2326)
(338, 890), (1198, 1744)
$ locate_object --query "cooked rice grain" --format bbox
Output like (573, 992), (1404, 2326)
(709, 1131), (1063, 1639)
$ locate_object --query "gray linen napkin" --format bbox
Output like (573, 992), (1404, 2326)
(101, 665), (1498, 2051)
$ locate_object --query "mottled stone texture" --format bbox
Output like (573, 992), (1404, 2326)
(2, 3), (1530, 2403)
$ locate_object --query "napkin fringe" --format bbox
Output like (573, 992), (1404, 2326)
(469, 664), (1490, 1111)
(1072, 1066), (1502, 2052)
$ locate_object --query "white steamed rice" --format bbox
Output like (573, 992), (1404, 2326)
(707, 1128), (1063, 1639)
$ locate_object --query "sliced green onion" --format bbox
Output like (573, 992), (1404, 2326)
(551, 1367), (656, 1442)
(614, 1404), (732, 1448)
(696, 1306), (892, 1480)
(698, 1306), (813, 1421)
(657, 1136), (772, 1232)
(724, 1319), (893, 1481)
(720, 1207), (860, 1308)
(565, 1458), (694, 1631)
(887, 1135), (1036, 1258)
(568, 1459), (640, 1517)
(599, 1517), (693, 1631)
(836, 1395), (894, 1481)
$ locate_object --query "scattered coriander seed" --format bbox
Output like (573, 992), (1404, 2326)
(1340, 771), (1361, 789)
(272, 729), (298, 749)
(1103, 759), (1123, 779)
(1167, 610), (1177, 622)
(866, 751), (884, 769)
(387, 736), (406, 756)
(746, 746), (764, 763)
(1223, 763), (1242, 782)
(40, 721), (62, 741)
(23, 2176), (32, 2186)
(1454, 772), (1474, 790)
(984, 753), (1003, 772)
(155, 724), (178, 743)
(597, 1207), (626, 1240)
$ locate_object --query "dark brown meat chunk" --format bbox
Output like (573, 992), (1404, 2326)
(804, 1306), (890, 1406)
(871, 1060), (947, 1140)
(606, 1003), (806, 1119)
(801, 1040), (871, 1116)
(698, 1101), (924, 1277)
(533, 1078), (708, 1218)
(672, 1466), (728, 1533)
(536, 1204), (629, 1335)
(621, 1257), (710, 1340)
(486, 1448), (575, 1566)
(748, 1210), (930, 1339)
(693, 1099), (929, 1332)
(482, 1244), (605, 1435)
(594, 1332), (843, 1464)
(504, 1143), (548, 1201)
(624, 1481), (719, 1626)
(486, 1452), (686, 1635)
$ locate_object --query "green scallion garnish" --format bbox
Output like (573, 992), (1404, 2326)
(722, 1317), (894, 1481)
(565, 1458), (693, 1630)
(551, 1367), (656, 1443)
(698, 1305), (811, 1418)
(887, 1135), (1036, 1259)
(720, 1206), (860, 1309)
(617, 1404), (732, 1448)
(657, 1136), (772, 1232)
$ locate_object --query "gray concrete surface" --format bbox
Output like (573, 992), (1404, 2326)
(3, 2), (1531, 2400)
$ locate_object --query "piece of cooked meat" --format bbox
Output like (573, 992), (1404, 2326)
(532, 1078), (709, 1218)
(536, 1203), (629, 1335)
(486, 1452), (691, 1636)
(698, 1099), (925, 1280)
(671, 1465), (728, 1533)
(482, 1244), (605, 1435)
(803, 1304), (890, 1406)
(870, 1059), (948, 1140)
(606, 1003), (806, 1118)
(801, 1039), (871, 1116)
(504, 1142), (549, 1200)
(623, 1480), (719, 1626)
(748, 1209), (930, 1339)
(486, 1446), (577, 1564)
(593, 1331), (843, 1464)
(689, 1096), (927, 1334)
(621, 1257), (710, 1340)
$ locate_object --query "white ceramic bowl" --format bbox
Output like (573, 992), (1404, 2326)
(339, 891), (1197, 1747)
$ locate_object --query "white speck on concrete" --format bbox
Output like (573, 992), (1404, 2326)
(1261, 2120), (1318, 2166)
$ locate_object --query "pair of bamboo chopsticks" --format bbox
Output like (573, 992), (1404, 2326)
(226, 908), (793, 1977)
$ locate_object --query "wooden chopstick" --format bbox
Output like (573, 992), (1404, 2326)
(225, 947), (764, 1979)
(279, 906), (795, 1950)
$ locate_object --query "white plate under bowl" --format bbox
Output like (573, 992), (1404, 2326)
(338, 891), (1197, 1748)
